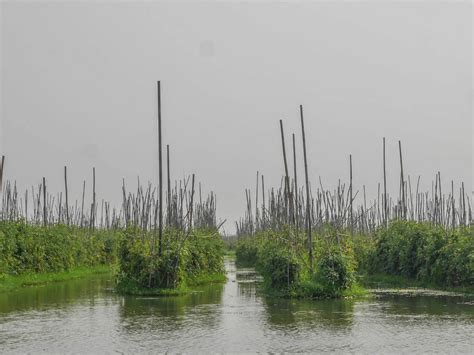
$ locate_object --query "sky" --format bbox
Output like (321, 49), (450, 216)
(1, 1), (472, 234)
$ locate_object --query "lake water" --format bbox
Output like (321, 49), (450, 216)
(0, 259), (473, 353)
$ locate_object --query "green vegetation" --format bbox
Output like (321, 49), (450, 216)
(0, 221), (119, 276)
(115, 227), (226, 295)
(236, 228), (362, 299)
(0, 221), (226, 295)
(0, 220), (119, 292)
(236, 222), (473, 299)
(0, 265), (111, 293)
(369, 221), (473, 287)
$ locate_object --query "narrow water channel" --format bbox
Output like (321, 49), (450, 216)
(0, 259), (472, 353)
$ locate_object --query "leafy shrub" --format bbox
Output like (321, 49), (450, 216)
(315, 245), (356, 292)
(372, 221), (473, 287)
(256, 239), (301, 288)
(0, 221), (120, 276)
(235, 237), (259, 266)
(116, 228), (225, 293)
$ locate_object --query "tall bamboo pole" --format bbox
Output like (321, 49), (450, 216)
(167, 144), (171, 227)
(0, 155), (5, 192)
(157, 81), (163, 256)
(189, 173), (195, 232)
(383, 137), (388, 227)
(64, 166), (69, 226)
(255, 171), (259, 226)
(80, 180), (85, 228)
(261, 174), (265, 228)
(349, 154), (353, 235)
(91, 167), (96, 229)
(399, 140), (405, 219)
(300, 105), (313, 272)
(279, 120), (291, 224)
(42, 177), (47, 227)
(292, 133), (298, 234)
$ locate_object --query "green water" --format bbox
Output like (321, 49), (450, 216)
(0, 259), (472, 353)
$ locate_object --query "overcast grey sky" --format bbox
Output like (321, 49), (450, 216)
(1, 1), (472, 234)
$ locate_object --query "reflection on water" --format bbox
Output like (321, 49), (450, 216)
(0, 258), (472, 353)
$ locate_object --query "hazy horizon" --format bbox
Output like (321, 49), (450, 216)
(1, 1), (472, 234)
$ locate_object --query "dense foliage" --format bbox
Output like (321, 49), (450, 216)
(372, 221), (473, 287)
(0, 221), (119, 276)
(116, 228), (225, 294)
(236, 228), (358, 298)
(236, 221), (473, 298)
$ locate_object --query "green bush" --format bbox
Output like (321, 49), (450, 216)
(431, 228), (473, 286)
(256, 238), (301, 288)
(235, 237), (259, 266)
(0, 221), (120, 276)
(235, 229), (359, 298)
(372, 221), (473, 287)
(116, 228), (225, 293)
(315, 245), (356, 292)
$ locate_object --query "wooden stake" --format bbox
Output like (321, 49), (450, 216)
(292, 133), (298, 235)
(383, 137), (388, 227)
(64, 166), (69, 226)
(0, 155), (4, 192)
(42, 177), (47, 227)
(279, 120), (292, 224)
(349, 154), (353, 235)
(300, 105), (313, 272)
(157, 81), (163, 256)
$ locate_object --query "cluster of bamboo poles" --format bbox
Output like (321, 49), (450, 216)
(236, 105), (473, 239)
(0, 82), (218, 242)
(0, 169), (216, 234)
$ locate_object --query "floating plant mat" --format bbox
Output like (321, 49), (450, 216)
(370, 288), (471, 298)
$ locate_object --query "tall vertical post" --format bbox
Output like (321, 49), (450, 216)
(383, 137), (388, 227)
(292, 133), (298, 235)
(189, 174), (195, 232)
(64, 166), (69, 226)
(261, 174), (265, 228)
(349, 154), (353, 235)
(92, 167), (96, 229)
(42, 177), (47, 227)
(255, 171), (259, 226)
(0, 155), (5, 192)
(81, 180), (85, 228)
(167, 144), (171, 227)
(300, 105), (313, 273)
(157, 81), (163, 256)
(398, 140), (405, 220)
(279, 120), (292, 224)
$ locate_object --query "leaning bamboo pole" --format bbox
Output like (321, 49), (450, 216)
(300, 105), (313, 272)
(0, 155), (5, 192)
(279, 120), (292, 224)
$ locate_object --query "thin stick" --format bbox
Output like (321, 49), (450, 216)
(167, 144), (171, 227)
(64, 166), (69, 226)
(157, 80), (163, 256)
(300, 105), (313, 272)
(42, 177), (47, 227)
(0, 155), (5, 192)
(349, 154), (353, 235)
(279, 120), (291, 224)
(399, 140), (405, 219)
(292, 133), (298, 235)
(383, 137), (388, 227)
